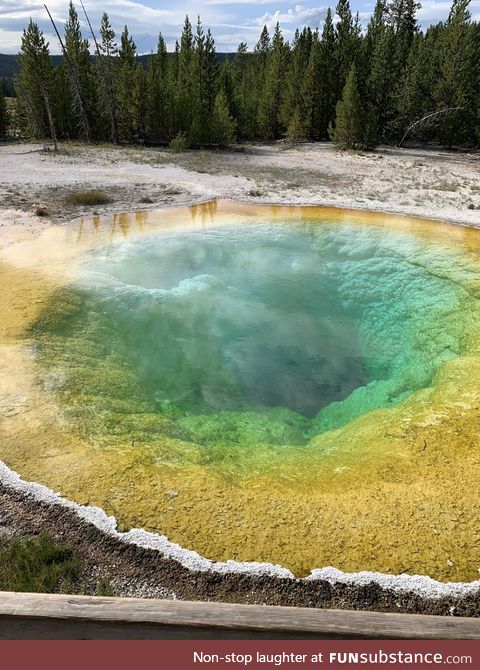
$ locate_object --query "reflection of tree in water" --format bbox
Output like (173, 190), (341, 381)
(135, 211), (147, 231)
(119, 213), (131, 237)
(189, 200), (218, 227)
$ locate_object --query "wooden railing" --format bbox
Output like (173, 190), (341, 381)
(0, 592), (479, 639)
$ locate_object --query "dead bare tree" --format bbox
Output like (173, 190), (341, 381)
(398, 107), (464, 148)
(79, 0), (118, 144)
(44, 3), (92, 143)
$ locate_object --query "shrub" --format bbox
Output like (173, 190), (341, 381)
(285, 109), (307, 143)
(65, 189), (112, 206)
(169, 132), (189, 153)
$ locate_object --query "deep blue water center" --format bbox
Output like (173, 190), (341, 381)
(78, 218), (462, 442)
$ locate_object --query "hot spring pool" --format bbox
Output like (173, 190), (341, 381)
(1, 201), (480, 580)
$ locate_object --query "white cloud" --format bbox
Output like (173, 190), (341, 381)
(418, 0), (480, 24)
(205, 0), (290, 4)
(0, 29), (27, 52)
(255, 4), (327, 30)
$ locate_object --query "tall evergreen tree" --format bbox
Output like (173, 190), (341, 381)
(191, 20), (219, 145)
(233, 42), (257, 139)
(146, 33), (170, 144)
(16, 20), (58, 150)
(390, 0), (420, 66)
(436, 0), (475, 147)
(212, 90), (237, 147)
(177, 16), (195, 134)
(281, 28), (312, 132)
(255, 25), (271, 70)
(330, 64), (377, 149)
(0, 81), (9, 139)
(318, 8), (337, 138)
(53, 61), (75, 139)
(334, 0), (355, 104)
(97, 12), (118, 143)
(367, 21), (396, 140)
(257, 23), (288, 140)
(116, 26), (144, 142)
(64, 1), (96, 139)
(218, 59), (238, 122)
(300, 31), (322, 140)
(167, 40), (181, 138)
(394, 32), (434, 141)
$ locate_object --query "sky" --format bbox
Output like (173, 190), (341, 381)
(0, 0), (479, 55)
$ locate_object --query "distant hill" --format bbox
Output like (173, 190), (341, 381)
(0, 54), (20, 78)
(0, 51), (235, 81)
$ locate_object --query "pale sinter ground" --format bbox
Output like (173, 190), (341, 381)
(0, 142), (479, 237)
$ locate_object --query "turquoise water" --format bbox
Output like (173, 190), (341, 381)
(41, 217), (464, 448)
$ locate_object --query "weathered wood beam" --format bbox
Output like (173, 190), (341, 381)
(0, 592), (479, 640)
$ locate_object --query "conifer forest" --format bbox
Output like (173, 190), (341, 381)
(3, 0), (480, 150)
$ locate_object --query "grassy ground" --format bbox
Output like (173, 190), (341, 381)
(0, 533), (112, 595)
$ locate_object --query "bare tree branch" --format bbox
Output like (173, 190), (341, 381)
(398, 107), (464, 148)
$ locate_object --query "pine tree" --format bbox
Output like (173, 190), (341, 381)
(257, 23), (288, 140)
(473, 22), (480, 144)
(318, 9), (337, 138)
(177, 16), (195, 134)
(116, 26), (144, 142)
(233, 42), (257, 139)
(16, 20), (58, 150)
(255, 26), (271, 70)
(253, 25), (271, 137)
(146, 33), (170, 144)
(394, 33), (433, 142)
(390, 0), (420, 66)
(286, 108), (308, 142)
(190, 21), (219, 145)
(334, 0), (355, 104)
(330, 64), (376, 149)
(63, 1), (96, 140)
(281, 28), (312, 132)
(300, 31), (322, 140)
(212, 90), (237, 147)
(367, 22), (396, 140)
(167, 40), (181, 138)
(364, 0), (388, 57)
(0, 81), (9, 139)
(97, 12), (118, 143)
(218, 60), (238, 122)
(53, 61), (76, 139)
(436, 0), (475, 147)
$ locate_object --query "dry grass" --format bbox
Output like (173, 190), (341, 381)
(65, 189), (112, 206)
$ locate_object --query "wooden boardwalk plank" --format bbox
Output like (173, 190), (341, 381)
(0, 592), (479, 639)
